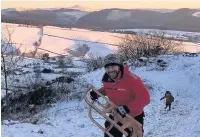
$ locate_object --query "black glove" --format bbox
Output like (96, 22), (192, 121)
(90, 90), (98, 101)
(116, 105), (130, 118)
(160, 97), (165, 100)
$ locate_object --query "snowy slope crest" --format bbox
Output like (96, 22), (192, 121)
(2, 55), (200, 137)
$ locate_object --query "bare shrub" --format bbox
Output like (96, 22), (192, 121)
(117, 31), (182, 61)
(84, 52), (104, 72)
(57, 55), (73, 68)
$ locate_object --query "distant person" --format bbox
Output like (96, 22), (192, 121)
(160, 91), (174, 111)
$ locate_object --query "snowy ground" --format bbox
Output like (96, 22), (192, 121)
(1, 56), (87, 98)
(2, 55), (200, 137)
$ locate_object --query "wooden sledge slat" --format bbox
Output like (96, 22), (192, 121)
(84, 87), (143, 137)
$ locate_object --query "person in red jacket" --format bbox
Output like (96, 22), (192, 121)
(90, 54), (150, 137)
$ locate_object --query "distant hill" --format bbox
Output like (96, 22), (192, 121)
(2, 8), (200, 32)
(1, 8), (88, 27)
(76, 8), (200, 32)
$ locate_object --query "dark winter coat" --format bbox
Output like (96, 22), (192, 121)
(160, 93), (174, 104)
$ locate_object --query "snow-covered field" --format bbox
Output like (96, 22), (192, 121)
(2, 55), (200, 137)
(40, 26), (200, 56)
(40, 26), (123, 56)
(2, 23), (200, 57)
(179, 42), (200, 53)
(1, 23), (42, 53)
(113, 29), (200, 37)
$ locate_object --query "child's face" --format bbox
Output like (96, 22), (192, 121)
(166, 93), (170, 96)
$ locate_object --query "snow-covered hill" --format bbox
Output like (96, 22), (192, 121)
(1, 24), (200, 137)
(56, 11), (88, 21)
(106, 10), (131, 20)
(2, 54), (200, 137)
(192, 11), (200, 17)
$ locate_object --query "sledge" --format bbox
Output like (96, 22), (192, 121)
(84, 87), (143, 137)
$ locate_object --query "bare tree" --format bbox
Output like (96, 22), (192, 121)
(1, 24), (24, 106)
(33, 27), (43, 58)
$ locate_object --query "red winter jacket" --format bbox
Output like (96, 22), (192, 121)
(99, 65), (150, 117)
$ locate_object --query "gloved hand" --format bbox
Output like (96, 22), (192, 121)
(116, 105), (130, 118)
(90, 90), (99, 101)
(123, 61), (128, 65)
(160, 97), (165, 100)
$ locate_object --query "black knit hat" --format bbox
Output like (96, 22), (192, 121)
(104, 54), (122, 68)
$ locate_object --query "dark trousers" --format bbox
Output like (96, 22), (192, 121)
(165, 103), (171, 110)
(104, 112), (144, 137)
